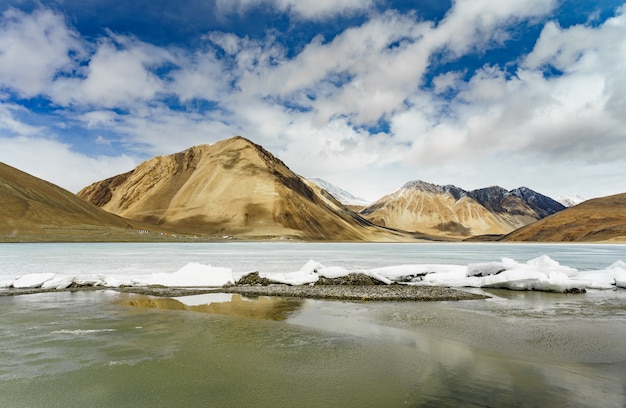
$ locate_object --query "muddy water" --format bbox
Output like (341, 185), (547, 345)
(1, 290), (624, 407)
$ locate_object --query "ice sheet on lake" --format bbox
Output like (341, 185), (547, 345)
(3, 255), (625, 293)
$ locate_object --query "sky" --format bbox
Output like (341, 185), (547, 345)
(0, 0), (625, 202)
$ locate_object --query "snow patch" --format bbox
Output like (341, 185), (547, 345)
(142, 262), (234, 287)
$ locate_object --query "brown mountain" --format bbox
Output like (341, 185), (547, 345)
(360, 181), (565, 239)
(78, 136), (421, 241)
(0, 162), (176, 242)
(501, 193), (626, 242)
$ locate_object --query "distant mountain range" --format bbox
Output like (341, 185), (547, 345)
(77, 136), (418, 241)
(360, 180), (565, 238)
(1, 136), (624, 243)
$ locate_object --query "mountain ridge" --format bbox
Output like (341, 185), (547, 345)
(360, 180), (565, 238)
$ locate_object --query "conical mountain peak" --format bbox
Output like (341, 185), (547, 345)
(78, 137), (416, 241)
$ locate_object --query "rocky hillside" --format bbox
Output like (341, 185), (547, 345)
(78, 136), (419, 241)
(0, 162), (173, 242)
(501, 193), (626, 242)
(360, 180), (565, 238)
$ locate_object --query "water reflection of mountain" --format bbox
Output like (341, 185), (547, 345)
(120, 293), (304, 321)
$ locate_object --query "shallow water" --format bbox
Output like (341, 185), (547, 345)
(0, 243), (625, 407)
(1, 289), (625, 407)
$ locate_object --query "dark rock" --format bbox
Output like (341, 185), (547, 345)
(236, 271), (277, 286)
(564, 287), (586, 294)
(315, 273), (387, 286)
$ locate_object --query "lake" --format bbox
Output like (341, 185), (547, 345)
(0, 242), (624, 407)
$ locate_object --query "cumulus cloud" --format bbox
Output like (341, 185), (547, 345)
(50, 34), (174, 108)
(431, 0), (558, 57)
(401, 7), (626, 167)
(0, 8), (82, 97)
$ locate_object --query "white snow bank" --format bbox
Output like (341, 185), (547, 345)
(41, 275), (75, 290)
(141, 262), (234, 287)
(259, 259), (323, 285)
(12, 273), (56, 288)
(251, 256), (617, 293)
(4, 256), (625, 294)
(572, 260), (626, 289)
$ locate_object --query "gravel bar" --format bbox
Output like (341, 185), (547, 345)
(220, 284), (488, 301)
(2, 285), (488, 301)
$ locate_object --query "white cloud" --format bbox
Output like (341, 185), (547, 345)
(0, 135), (138, 193)
(0, 8), (82, 97)
(388, 6), (626, 200)
(50, 35), (173, 108)
(94, 135), (112, 146)
(216, 0), (378, 20)
(230, 11), (430, 125)
(81, 106), (239, 157)
(431, 0), (558, 57)
(0, 103), (43, 136)
(170, 51), (230, 103)
(1, 4), (625, 201)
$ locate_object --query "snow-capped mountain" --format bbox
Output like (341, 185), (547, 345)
(555, 195), (586, 207)
(361, 180), (566, 238)
(309, 178), (370, 207)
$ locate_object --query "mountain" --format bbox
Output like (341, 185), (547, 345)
(501, 192), (626, 242)
(0, 162), (174, 242)
(467, 185), (565, 223)
(78, 136), (419, 241)
(555, 195), (586, 207)
(509, 187), (566, 218)
(360, 180), (565, 238)
(309, 178), (370, 210)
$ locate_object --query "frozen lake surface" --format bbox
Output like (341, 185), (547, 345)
(1, 242), (625, 292)
(0, 243), (625, 407)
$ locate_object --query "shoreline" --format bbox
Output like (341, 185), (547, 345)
(1, 284), (488, 301)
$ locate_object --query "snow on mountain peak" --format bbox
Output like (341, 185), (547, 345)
(309, 178), (370, 206)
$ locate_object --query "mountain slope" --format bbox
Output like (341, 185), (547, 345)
(361, 181), (565, 238)
(309, 178), (370, 211)
(0, 162), (169, 242)
(78, 136), (418, 241)
(501, 193), (626, 242)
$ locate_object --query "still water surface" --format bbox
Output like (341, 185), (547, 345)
(0, 243), (624, 407)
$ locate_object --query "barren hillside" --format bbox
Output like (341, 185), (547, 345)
(501, 193), (626, 242)
(0, 162), (175, 242)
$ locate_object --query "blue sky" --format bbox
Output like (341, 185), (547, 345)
(1, 0), (625, 201)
